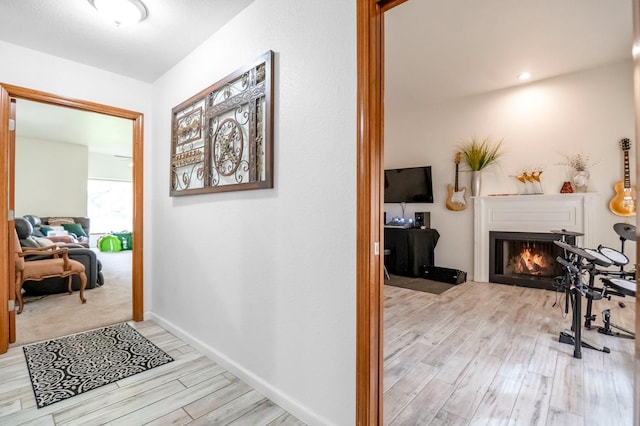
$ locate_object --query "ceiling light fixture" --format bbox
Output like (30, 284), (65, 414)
(518, 72), (532, 81)
(89, 0), (148, 26)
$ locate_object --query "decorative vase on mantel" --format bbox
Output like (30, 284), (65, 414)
(471, 171), (482, 197)
(458, 137), (504, 197)
(572, 170), (590, 193)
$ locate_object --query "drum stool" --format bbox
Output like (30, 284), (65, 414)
(383, 249), (391, 280)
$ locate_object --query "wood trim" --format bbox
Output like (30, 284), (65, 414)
(0, 86), (10, 354)
(0, 84), (144, 353)
(0, 84), (141, 119)
(8, 98), (16, 343)
(132, 114), (144, 321)
(356, 0), (409, 423)
(356, 0), (384, 423)
(633, 3), (640, 425)
(378, 0), (408, 13)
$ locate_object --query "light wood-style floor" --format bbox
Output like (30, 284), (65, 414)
(384, 281), (635, 425)
(0, 321), (305, 425)
(1, 282), (634, 425)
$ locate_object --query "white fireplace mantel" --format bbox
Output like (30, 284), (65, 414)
(473, 193), (596, 282)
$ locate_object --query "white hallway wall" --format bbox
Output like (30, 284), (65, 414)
(1, 2), (358, 422)
(385, 60), (636, 279)
(149, 1), (356, 425)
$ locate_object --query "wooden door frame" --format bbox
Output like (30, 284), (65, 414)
(633, 3), (640, 424)
(355, 0), (406, 423)
(8, 98), (16, 343)
(0, 84), (144, 354)
(358, 0), (639, 424)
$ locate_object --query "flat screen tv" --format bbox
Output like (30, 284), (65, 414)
(384, 166), (434, 203)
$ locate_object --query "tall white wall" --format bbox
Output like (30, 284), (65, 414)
(385, 60), (636, 278)
(149, 1), (356, 424)
(15, 137), (88, 217)
(1, 7), (358, 422)
(3, 8), (358, 421)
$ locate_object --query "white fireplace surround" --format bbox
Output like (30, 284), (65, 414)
(473, 193), (596, 282)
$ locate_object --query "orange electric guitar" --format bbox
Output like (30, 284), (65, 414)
(609, 138), (637, 216)
(446, 152), (467, 211)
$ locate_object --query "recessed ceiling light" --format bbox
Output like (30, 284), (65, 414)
(518, 72), (532, 81)
(88, 0), (148, 26)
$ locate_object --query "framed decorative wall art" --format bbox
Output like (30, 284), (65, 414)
(170, 50), (274, 196)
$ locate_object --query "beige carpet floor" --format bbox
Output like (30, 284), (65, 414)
(12, 250), (132, 347)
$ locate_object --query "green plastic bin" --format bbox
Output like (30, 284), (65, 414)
(98, 234), (122, 252)
(112, 231), (133, 250)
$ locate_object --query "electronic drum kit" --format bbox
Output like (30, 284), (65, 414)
(551, 223), (636, 359)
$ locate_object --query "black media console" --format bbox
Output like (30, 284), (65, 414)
(384, 227), (440, 277)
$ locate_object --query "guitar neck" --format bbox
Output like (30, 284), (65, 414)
(624, 149), (631, 189)
(454, 163), (459, 191)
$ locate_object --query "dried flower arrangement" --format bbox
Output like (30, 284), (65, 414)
(561, 153), (597, 171)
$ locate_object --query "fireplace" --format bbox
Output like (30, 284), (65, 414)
(489, 231), (575, 290)
(473, 193), (594, 282)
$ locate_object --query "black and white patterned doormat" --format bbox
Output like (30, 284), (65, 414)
(23, 322), (173, 408)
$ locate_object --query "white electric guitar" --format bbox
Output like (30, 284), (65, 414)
(446, 152), (467, 211)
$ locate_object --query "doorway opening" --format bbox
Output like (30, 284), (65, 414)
(0, 83), (144, 354)
(356, 0), (640, 423)
(10, 98), (135, 346)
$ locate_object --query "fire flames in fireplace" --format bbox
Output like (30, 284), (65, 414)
(490, 231), (572, 290)
(504, 242), (556, 277)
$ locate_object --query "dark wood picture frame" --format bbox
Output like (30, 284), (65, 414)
(170, 50), (274, 196)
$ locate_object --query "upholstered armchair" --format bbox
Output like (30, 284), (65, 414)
(14, 230), (87, 314)
(15, 217), (103, 292)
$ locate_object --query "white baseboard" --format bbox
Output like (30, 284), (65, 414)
(146, 312), (332, 426)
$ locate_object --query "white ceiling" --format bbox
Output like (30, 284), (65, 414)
(0, 0), (256, 83)
(2, 0), (634, 156)
(385, 0), (633, 109)
(2, 0), (255, 156)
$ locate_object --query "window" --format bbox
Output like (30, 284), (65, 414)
(87, 179), (132, 234)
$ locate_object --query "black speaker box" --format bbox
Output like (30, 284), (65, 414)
(422, 265), (467, 284)
(414, 212), (430, 228)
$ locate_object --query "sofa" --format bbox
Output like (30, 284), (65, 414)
(23, 215), (90, 247)
(15, 217), (103, 294)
